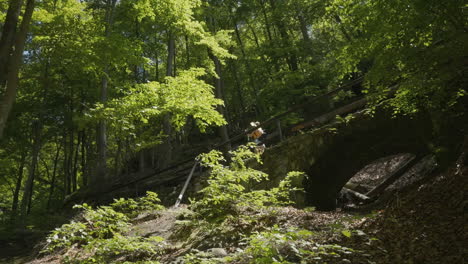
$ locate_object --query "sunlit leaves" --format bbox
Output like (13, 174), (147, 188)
(86, 68), (226, 145)
(319, 0), (467, 113)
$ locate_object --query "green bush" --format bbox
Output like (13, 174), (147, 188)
(240, 226), (313, 264)
(236, 226), (359, 264)
(110, 191), (164, 218)
(190, 144), (304, 221)
(70, 235), (165, 263)
(44, 203), (130, 253)
(43, 191), (166, 263)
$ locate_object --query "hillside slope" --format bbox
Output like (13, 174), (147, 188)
(14, 142), (466, 264)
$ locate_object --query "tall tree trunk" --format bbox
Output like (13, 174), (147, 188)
(297, 13), (310, 43)
(62, 128), (71, 195)
(208, 51), (231, 153)
(10, 152), (26, 222)
(155, 48), (159, 81)
(19, 120), (41, 224)
(67, 79), (77, 192)
(0, 0), (23, 85)
(158, 33), (175, 169)
(139, 149), (146, 172)
(334, 15), (352, 42)
(96, 74), (108, 183)
(81, 131), (88, 186)
(185, 35), (190, 68)
(260, 0), (273, 43)
(233, 21), (263, 116)
(95, 0), (117, 185)
(72, 133), (80, 192)
(86, 130), (96, 188)
(114, 137), (122, 175)
(0, 0), (35, 139)
(229, 60), (247, 127)
(229, 61), (245, 115)
(46, 141), (61, 210)
(269, 0), (298, 71)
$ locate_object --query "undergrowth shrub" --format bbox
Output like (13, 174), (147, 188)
(44, 204), (130, 252)
(235, 226), (360, 264)
(240, 226), (314, 264)
(190, 144), (304, 221)
(179, 144), (305, 250)
(63, 235), (165, 264)
(111, 191), (164, 218)
(42, 192), (166, 263)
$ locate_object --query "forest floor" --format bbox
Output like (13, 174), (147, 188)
(1, 153), (466, 264)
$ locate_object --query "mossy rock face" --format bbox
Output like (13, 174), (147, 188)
(259, 108), (432, 210)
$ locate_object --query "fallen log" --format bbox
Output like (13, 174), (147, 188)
(342, 187), (372, 202)
(366, 155), (422, 197)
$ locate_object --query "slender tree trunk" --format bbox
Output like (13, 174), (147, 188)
(229, 60), (246, 126)
(95, 0), (117, 185)
(185, 35), (190, 68)
(86, 130), (96, 187)
(269, 0), (298, 71)
(62, 128), (71, 195)
(46, 142), (61, 210)
(72, 133), (80, 192)
(229, 61), (245, 114)
(114, 137), (122, 175)
(139, 150), (146, 172)
(208, 51), (231, 153)
(158, 32), (175, 169)
(173, 39), (177, 77)
(155, 48), (159, 81)
(334, 15), (352, 42)
(124, 137), (130, 174)
(81, 131), (88, 186)
(67, 79), (77, 192)
(96, 74), (108, 183)
(246, 18), (274, 84)
(0, 0), (35, 139)
(19, 120), (41, 224)
(10, 152), (26, 222)
(260, 0), (273, 43)
(233, 21), (263, 115)
(297, 13), (310, 43)
(246, 21), (261, 49)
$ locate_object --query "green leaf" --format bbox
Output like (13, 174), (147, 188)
(341, 230), (352, 238)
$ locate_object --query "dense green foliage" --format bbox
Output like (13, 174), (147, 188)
(191, 144), (303, 220)
(39, 146), (373, 263)
(0, 0), (466, 243)
(43, 192), (165, 263)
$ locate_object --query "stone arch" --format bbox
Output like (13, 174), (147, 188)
(304, 109), (431, 210)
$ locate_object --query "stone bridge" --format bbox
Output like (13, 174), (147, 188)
(258, 108), (432, 210)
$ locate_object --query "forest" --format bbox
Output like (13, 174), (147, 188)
(0, 0), (466, 263)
